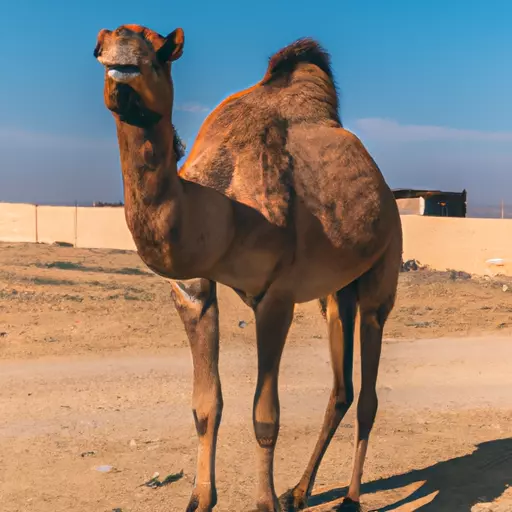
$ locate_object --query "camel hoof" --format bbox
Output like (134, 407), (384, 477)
(279, 487), (307, 511)
(332, 497), (362, 511)
(185, 494), (200, 512)
(185, 492), (215, 512)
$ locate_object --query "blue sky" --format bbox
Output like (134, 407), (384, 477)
(1, 0), (510, 207)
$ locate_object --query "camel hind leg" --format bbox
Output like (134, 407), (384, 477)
(343, 237), (401, 509)
(280, 236), (400, 511)
(280, 283), (358, 510)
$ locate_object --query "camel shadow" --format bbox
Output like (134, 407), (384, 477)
(308, 438), (512, 511)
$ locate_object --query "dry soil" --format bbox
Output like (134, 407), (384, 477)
(0, 242), (511, 511)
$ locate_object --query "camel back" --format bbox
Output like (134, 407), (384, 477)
(179, 39), (384, 247)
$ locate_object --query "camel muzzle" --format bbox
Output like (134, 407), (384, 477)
(107, 64), (141, 83)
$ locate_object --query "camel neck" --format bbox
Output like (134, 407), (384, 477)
(116, 117), (181, 203)
(115, 117), (184, 245)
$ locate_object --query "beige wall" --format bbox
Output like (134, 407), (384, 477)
(1, 202), (512, 276)
(37, 206), (76, 246)
(401, 215), (512, 276)
(0, 203), (36, 243)
(75, 207), (136, 250)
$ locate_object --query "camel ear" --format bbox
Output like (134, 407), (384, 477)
(94, 29), (111, 58)
(157, 28), (185, 63)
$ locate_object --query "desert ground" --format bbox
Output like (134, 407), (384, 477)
(0, 241), (511, 512)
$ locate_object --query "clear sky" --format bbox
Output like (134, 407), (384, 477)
(1, 0), (510, 207)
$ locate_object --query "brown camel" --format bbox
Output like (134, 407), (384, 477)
(94, 24), (403, 512)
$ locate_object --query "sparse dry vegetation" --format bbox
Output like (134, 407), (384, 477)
(0, 242), (511, 511)
(2, 242), (512, 360)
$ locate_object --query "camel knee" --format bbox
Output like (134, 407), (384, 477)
(359, 293), (394, 329)
(360, 305), (387, 331)
(254, 419), (279, 449)
(333, 383), (354, 412)
(192, 389), (223, 437)
(192, 403), (223, 438)
(253, 385), (280, 448)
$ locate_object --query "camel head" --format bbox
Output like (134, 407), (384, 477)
(94, 24), (184, 126)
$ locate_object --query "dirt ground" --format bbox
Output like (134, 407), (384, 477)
(0, 242), (511, 511)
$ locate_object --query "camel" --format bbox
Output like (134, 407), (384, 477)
(94, 24), (403, 512)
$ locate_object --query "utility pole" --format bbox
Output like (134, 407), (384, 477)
(74, 201), (78, 247)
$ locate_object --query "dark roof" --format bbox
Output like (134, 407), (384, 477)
(393, 188), (467, 200)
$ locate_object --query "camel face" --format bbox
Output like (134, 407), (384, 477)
(94, 25), (184, 122)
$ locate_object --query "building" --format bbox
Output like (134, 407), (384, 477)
(393, 189), (467, 218)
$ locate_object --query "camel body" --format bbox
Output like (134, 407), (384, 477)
(95, 25), (402, 512)
(133, 50), (401, 303)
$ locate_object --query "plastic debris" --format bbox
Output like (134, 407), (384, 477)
(486, 258), (506, 266)
(94, 465), (119, 473)
(141, 470), (184, 488)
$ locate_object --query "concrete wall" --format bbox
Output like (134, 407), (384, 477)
(37, 206), (76, 246)
(1, 202), (512, 276)
(0, 203), (135, 250)
(401, 215), (512, 276)
(76, 207), (136, 250)
(0, 203), (36, 243)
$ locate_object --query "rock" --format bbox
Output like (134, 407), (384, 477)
(129, 439), (137, 448)
(503, 284), (509, 292)
(401, 259), (427, 272)
(401, 259), (419, 272)
(449, 270), (472, 280)
(405, 321), (436, 328)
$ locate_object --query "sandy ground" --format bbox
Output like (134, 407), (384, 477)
(0, 242), (511, 511)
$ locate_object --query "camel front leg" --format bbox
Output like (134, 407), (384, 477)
(170, 278), (222, 512)
(252, 293), (294, 512)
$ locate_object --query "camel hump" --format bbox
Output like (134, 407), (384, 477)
(262, 38), (334, 85)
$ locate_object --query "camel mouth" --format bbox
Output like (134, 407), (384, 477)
(107, 64), (141, 83)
